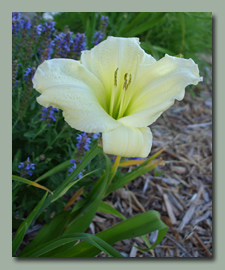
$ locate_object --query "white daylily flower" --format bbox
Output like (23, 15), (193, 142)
(33, 36), (202, 157)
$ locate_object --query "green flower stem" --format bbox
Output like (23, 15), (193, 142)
(104, 156), (121, 197)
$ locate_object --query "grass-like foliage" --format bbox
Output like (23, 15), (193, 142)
(53, 12), (212, 60)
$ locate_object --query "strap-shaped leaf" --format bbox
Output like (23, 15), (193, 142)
(19, 150), (109, 256)
(35, 145), (102, 216)
(12, 175), (53, 194)
(121, 13), (166, 37)
(135, 227), (168, 252)
(106, 159), (163, 196)
(63, 153), (112, 235)
(19, 233), (123, 257)
(35, 160), (72, 183)
(17, 145), (102, 256)
(97, 201), (126, 221)
(54, 210), (168, 257)
(18, 210), (72, 257)
(12, 192), (48, 256)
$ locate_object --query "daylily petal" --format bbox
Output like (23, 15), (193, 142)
(33, 58), (106, 109)
(118, 99), (174, 128)
(33, 59), (120, 133)
(102, 125), (152, 158)
(120, 54), (202, 127)
(80, 36), (156, 107)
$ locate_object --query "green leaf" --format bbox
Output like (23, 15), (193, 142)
(18, 210), (72, 256)
(12, 192), (48, 256)
(178, 12), (185, 54)
(23, 130), (36, 138)
(54, 210), (168, 257)
(17, 146), (102, 256)
(120, 12), (153, 34)
(135, 226), (168, 251)
(63, 154), (112, 235)
(35, 160), (71, 183)
(151, 45), (176, 55)
(50, 169), (99, 203)
(83, 13), (97, 48)
(97, 201), (126, 220)
(19, 233), (123, 257)
(106, 159), (162, 196)
(12, 149), (22, 171)
(122, 12), (166, 37)
(12, 223), (28, 256)
(114, 13), (134, 34)
(36, 145), (102, 216)
(12, 175), (53, 194)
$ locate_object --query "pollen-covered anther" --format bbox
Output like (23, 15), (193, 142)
(123, 73), (132, 90)
(114, 68), (119, 86)
(126, 74), (132, 90)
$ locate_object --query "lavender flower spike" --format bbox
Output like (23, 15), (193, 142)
(92, 31), (105, 46)
(18, 157), (35, 178)
(68, 159), (83, 179)
(40, 106), (59, 125)
(73, 33), (87, 55)
(76, 132), (92, 152)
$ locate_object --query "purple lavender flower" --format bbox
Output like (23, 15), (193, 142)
(21, 19), (32, 30)
(18, 157), (35, 178)
(76, 132), (92, 152)
(128, 157), (142, 160)
(12, 13), (32, 35)
(92, 133), (101, 139)
(40, 106), (59, 125)
(100, 15), (109, 32)
(68, 159), (83, 179)
(43, 20), (56, 32)
(12, 12), (21, 21)
(47, 39), (55, 59)
(54, 32), (73, 57)
(35, 24), (43, 35)
(92, 31), (105, 46)
(12, 12), (22, 35)
(23, 67), (34, 85)
(92, 15), (108, 46)
(73, 33), (87, 54)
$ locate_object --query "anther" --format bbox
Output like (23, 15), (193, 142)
(123, 73), (128, 89)
(114, 68), (119, 86)
(123, 73), (132, 90)
(126, 74), (132, 90)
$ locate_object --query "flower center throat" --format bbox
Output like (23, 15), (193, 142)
(109, 68), (132, 120)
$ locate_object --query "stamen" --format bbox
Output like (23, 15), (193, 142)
(114, 68), (119, 86)
(123, 73), (128, 89)
(112, 70), (132, 119)
(123, 73), (132, 90)
(125, 74), (132, 90)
